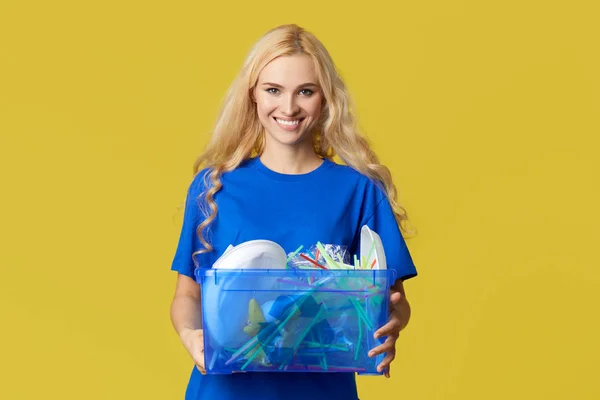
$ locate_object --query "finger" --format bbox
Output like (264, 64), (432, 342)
(390, 291), (402, 305)
(384, 365), (391, 378)
(194, 353), (205, 367)
(368, 336), (396, 357)
(193, 346), (204, 363)
(196, 352), (206, 375)
(374, 318), (402, 339)
(377, 352), (396, 374)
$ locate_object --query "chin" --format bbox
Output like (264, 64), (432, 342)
(273, 136), (304, 147)
(266, 132), (309, 147)
(264, 126), (302, 141)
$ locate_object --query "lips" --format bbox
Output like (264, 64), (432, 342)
(273, 117), (305, 131)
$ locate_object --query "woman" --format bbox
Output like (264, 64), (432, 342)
(170, 24), (417, 400)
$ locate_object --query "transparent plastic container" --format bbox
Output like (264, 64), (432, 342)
(195, 268), (396, 375)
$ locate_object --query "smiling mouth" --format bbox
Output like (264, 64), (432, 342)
(273, 117), (304, 126)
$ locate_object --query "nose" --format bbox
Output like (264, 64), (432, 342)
(280, 93), (300, 116)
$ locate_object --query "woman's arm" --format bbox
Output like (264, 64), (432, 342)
(170, 274), (202, 335)
(170, 273), (206, 373)
(391, 279), (411, 332)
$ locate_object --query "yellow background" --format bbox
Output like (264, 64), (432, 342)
(1, 0), (598, 399)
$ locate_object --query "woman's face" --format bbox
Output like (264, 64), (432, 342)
(253, 54), (323, 149)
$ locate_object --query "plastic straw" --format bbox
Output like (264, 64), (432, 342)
(338, 279), (375, 331)
(366, 240), (376, 269)
(209, 348), (220, 370)
(317, 328), (328, 371)
(304, 341), (349, 351)
(316, 242), (340, 269)
(354, 314), (363, 361)
(286, 245), (304, 268)
(350, 297), (374, 330)
(241, 343), (266, 368)
(299, 253), (327, 270)
(225, 333), (262, 365)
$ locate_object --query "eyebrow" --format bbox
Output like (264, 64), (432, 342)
(261, 82), (319, 89)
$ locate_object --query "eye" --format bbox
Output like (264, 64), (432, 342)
(266, 88), (280, 94)
(299, 89), (314, 96)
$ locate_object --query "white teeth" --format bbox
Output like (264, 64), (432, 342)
(275, 118), (300, 126)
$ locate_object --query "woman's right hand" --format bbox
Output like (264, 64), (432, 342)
(180, 328), (206, 374)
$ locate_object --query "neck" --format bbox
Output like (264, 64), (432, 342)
(259, 140), (322, 175)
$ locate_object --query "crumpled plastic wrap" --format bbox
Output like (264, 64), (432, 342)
(286, 243), (351, 269)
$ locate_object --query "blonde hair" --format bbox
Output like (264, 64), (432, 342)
(190, 24), (414, 261)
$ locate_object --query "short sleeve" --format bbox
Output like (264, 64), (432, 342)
(170, 171), (214, 279)
(363, 197), (418, 282)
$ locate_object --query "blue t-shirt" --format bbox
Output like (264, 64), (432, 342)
(171, 156), (417, 400)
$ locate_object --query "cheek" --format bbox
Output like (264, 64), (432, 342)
(307, 97), (323, 118)
(256, 95), (277, 116)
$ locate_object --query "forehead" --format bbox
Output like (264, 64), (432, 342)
(258, 54), (318, 85)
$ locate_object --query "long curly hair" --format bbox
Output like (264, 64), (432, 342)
(190, 24), (414, 261)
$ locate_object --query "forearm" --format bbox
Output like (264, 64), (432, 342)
(395, 295), (411, 332)
(391, 280), (411, 332)
(170, 294), (203, 336)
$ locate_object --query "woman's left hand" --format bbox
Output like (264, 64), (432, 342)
(368, 287), (406, 378)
